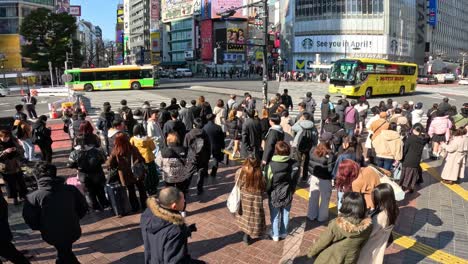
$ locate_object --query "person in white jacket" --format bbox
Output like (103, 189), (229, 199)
(147, 110), (163, 155)
(412, 102), (424, 126)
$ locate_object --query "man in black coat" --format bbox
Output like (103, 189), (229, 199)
(262, 114), (284, 165)
(141, 187), (202, 264)
(165, 98), (181, 112)
(163, 110), (187, 145)
(158, 102), (171, 128)
(184, 118), (211, 195)
(203, 114), (225, 178)
(1, 190), (31, 263)
(280, 89), (293, 111)
(189, 100), (201, 119)
(32, 115), (53, 163)
(241, 109), (262, 160)
(22, 162), (88, 264)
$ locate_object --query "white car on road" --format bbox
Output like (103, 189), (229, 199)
(0, 83), (10, 97)
(459, 78), (468, 85)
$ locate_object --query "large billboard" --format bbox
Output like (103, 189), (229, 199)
(151, 32), (161, 53)
(211, 0), (244, 19)
(117, 5), (124, 24)
(200, 20), (213, 60)
(428, 0), (437, 27)
(0, 35), (22, 70)
(227, 28), (245, 52)
(201, 0), (211, 19)
(68, 5), (81, 16)
(55, 0), (70, 14)
(161, 0), (194, 22)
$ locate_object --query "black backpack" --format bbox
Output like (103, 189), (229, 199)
(297, 126), (318, 153)
(12, 124), (24, 139)
(31, 127), (45, 145)
(77, 148), (103, 173)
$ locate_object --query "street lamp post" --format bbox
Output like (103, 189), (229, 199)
(0, 53), (7, 87)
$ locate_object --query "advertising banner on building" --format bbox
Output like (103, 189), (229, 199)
(428, 0), (437, 27)
(193, 0), (202, 15)
(151, 0), (160, 20)
(117, 5), (124, 23)
(69, 6), (81, 16)
(415, 0), (426, 67)
(227, 28), (245, 52)
(161, 0), (194, 22)
(151, 32), (161, 53)
(151, 52), (161, 65)
(55, 0), (70, 14)
(211, 0), (244, 19)
(200, 20), (213, 60)
(201, 0), (211, 19)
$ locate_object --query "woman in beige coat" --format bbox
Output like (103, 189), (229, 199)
(440, 127), (468, 184)
(358, 183), (399, 264)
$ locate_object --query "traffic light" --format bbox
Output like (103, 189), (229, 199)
(214, 48), (224, 64)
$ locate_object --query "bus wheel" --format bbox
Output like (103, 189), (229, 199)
(84, 84), (94, 92)
(365, 88), (372, 99)
(131, 81), (141, 90)
(399, 86), (405, 96)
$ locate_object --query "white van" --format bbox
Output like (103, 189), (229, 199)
(176, 68), (193, 77)
(0, 83), (10, 97)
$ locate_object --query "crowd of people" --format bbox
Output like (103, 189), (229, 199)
(1, 89), (467, 263)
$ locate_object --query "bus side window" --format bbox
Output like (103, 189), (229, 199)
(408, 67), (416, 75)
(95, 72), (108, 81)
(129, 70), (140, 79)
(142, 70), (152, 79)
(72, 73), (80, 82)
(81, 72), (94, 82)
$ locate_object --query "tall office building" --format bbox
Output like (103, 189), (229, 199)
(0, 0), (54, 71)
(127, 0), (151, 64)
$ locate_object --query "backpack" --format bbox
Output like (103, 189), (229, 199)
(77, 148), (103, 173)
(193, 137), (205, 155)
(31, 127), (43, 145)
(12, 124), (24, 139)
(297, 126), (318, 153)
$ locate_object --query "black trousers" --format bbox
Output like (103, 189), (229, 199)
(38, 144), (53, 163)
(127, 180), (147, 212)
(295, 150), (310, 180)
(26, 108), (37, 119)
(210, 155), (223, 178)
(0, 241), (31, 264)
(187, 163), (208, 192)
(84, 180), (109, 210)
(2, 173), (27, 200)
(54, 243), (79, 264)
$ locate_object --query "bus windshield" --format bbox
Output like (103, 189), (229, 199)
(330, 61), (358, 82)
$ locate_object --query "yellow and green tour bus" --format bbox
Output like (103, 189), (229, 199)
(328, 58), (418, 98)
(64, 65), (158, 92)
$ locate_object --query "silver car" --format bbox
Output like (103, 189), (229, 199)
(0, 83), (10, 97)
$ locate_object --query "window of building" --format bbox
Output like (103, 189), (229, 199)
(0, 5), (18, 17)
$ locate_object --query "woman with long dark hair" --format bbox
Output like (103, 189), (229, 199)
(358, 183), (399, 264)
(307, 141), (336, 222)
(307, 192), (372, 263)
(78, 120), (100, 148)
(334, 159), (360, 210)
(107, 134), (147, 212)
(235, 158), (266, 245)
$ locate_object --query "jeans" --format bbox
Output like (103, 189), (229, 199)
(21, 139), (34, 161)
(269, 202), (291, 239)
(26, 107), (37, 119)
(54, 243), (79, 264)
(0, 241), (31, 264)
(307, 176), (332, 222)
(376, 157), (394, 171)
(337, 191), (344, 211)
(127, 180), (147, 212)
(84, 179), (109, 210)
(2, 173), (27, 199)
(346, 128), (355, 137)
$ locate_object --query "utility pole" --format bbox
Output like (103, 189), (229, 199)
(262, 0), (269, 104)
(121, 32), (125, 65)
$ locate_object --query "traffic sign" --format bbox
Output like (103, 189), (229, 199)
(61, 74), (72, 83)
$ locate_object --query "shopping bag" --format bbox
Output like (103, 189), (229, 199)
(392, 163), (402, 181)
(227, 177), (241, 213)
(66, 175), (84, 194)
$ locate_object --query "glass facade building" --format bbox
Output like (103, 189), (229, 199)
(290, 0), (417, 71)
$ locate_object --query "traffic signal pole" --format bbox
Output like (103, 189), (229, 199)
(262, 0), (268, 104)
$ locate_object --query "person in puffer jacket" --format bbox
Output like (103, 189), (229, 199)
(130, 124), (159, 196)
(411, 102), (424, 126)
(266, 141), (299, 241)
(428, 110), (452, 157)
(372, 122), (403, 170)
(156, 132), (189, 194)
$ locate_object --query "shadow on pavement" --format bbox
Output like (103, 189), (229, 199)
(112, 252), (145, 263)
(189, 231), (242, 258)
(394, 207), (442, 236)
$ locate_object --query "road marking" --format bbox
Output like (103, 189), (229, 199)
(294, 188), (468, 263)
(420, 163), (468, 201)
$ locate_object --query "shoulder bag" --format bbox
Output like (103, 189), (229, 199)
(227, 172), (241, 213)
(131, 154), (146, 181)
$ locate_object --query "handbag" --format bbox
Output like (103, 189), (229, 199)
(227, 174), (241, 213)
(131, 154), (146, 181)
(392, 162), (402, 181)
(66, 175), (84, 194)
(370, 166), (405, 201)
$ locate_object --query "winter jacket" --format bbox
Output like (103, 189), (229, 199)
(130, 136), (156, 163)
(225, 117), (242, 140)
(189, 105), (201, 119)
(369, 119), (389, 140)
(452, 113), (468, 129)
(163, 120), (187, 145)
(106, 128), (124, 155)
(308, 149), (336, 180)
(357, 210), (393, 264)
(352, 167), (381, 209)
(141, 197), (192, 264)
(158, 109), (171, 128)
(335, 104), (345, 124)
(307, 216), (372, 264)
(303, 97), (316, 113)
(280, 94), (293, 109)
(96, 111), (115, 135)
(156, 144), (188, 183)
(321, 100), (334, 121)
(213, 106), (226, 126)
(68, 145), (107, 184)
(411, 109), (424, 126)
(438, 102), (451, 115)
(0, 194), (12, 243)
(266, 155), (299, 208)
(32, 120), (52, 146)
(373, 130), (403, 160)
(241, 117), (262, 155)
(332, 152), (358, 178)
(13, 119), (32, 140)
(179, 107), (194, 131)
(22, 176), (88, 246)
(262, 125), (285, 164)
(147, 119), (163, 145)
(260, 118), (270, 139)
(292, 119), (315, 148)
(402, 134), (429, 168)
(0, 138), (24, 174)
(107, 146), (145, 186)
(203, 121), (225, 160)
(428, 116), (452, 141)
(183, 128), (211, 165)
(166, 103), (181, 112)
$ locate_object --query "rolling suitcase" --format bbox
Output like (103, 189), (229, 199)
(105, 183), (131, 217)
